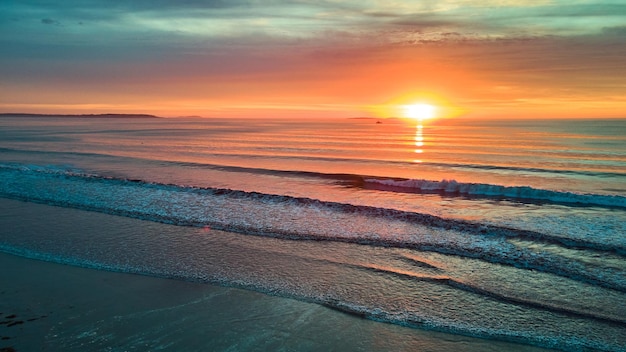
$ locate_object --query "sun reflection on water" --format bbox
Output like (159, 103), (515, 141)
(414, 123), (424, 162)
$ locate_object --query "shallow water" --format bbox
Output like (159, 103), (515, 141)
(0, 233), (552, 352)
(1, 116), (625, 351)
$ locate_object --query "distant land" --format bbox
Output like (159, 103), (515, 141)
(0, 113), (161, 118)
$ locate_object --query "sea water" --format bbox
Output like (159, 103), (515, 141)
(0, 116), (625, 351)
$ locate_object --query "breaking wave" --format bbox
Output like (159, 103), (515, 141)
(2, 162), (626, 351)
(364, 178), (626, 208)
(1, 163), (625, 293)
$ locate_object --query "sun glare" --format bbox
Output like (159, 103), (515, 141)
(405, 103), (436, 121)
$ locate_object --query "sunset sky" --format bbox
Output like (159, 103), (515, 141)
(1, 0), (625, 119)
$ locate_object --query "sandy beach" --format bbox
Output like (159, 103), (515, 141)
(2, 0), (626, 347)
(0, 243), (550, 352)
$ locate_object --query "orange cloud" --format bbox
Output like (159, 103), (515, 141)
(1, 1), (625, 118)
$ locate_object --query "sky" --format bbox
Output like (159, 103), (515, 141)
(1, 0), (625, 119)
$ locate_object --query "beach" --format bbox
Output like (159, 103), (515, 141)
(3, 0), (626, 350)
(1, 116), (624, 351)
(0, 241), (550, 352)
(0, 199), (557, 352)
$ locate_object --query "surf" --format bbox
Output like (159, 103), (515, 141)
(1, 163), (624, 293)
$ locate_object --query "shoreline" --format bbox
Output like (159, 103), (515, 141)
(0, 197), (553, 351)
(0, 253), (550, 352)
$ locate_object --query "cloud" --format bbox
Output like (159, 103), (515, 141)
(1, 0), (625, 117)
(5, 0), (624, 46)
(41, 18), (60, 25)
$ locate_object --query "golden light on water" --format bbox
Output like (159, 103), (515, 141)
(414, 123), (424, 162)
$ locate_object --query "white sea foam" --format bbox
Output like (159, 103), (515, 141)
(1, 163), (625, 293)
(364, 178), (626, 208)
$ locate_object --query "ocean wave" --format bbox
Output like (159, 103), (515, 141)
(2, 145), (625, 180)
(364, 178), (626, 208)
(2, 146), (625, 209)
(1, 163), (625, 294)
(1, 163), (623, 252)
(355, 263), (626, 326)
(2, 240), (622, 352)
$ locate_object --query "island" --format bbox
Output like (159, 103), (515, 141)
(0, 113), (161, 119)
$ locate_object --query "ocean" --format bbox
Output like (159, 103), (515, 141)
(1, 115), (625, 351)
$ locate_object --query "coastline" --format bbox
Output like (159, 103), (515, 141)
(0, 252), (552, 352)
(0, 199), (553, 352)
(0, 113), (161, 119)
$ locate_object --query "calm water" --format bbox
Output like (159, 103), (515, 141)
(1, 116), (625, 351)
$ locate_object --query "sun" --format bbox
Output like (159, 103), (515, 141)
(404, 103), (436, 121)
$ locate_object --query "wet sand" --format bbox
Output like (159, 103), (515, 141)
(0, 198), (553, 351)
(0, 252), (556, 352)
